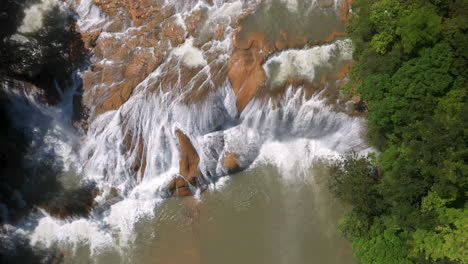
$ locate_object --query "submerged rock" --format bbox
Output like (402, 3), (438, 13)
(38, 184), (98, 219)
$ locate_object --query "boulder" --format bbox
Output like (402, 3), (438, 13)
(223, 152), (240, 172)
(168, 130), (201, 196)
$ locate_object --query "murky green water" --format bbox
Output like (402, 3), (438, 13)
(69, 164), (354, 264)
(238, 0), (344, 45)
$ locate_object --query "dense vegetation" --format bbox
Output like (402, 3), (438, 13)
(330, 0), (468, 263)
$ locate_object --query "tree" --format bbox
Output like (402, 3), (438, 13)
(411, 192), (468, 263)
(329, 152), (382, 218)
(397, 7), (442, 54)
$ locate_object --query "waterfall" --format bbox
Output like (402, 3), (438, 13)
(0, 0), (371, 260)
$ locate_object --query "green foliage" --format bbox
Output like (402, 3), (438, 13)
(340, 211), (372, 239)
(411, 192), (468, 263)
(397, 7), (442, 53)
(330, 0), (468, 263)
(359, 43), (454, 139)
(369, 0), (405, 53)
(329, 152), (382, 217)
(353, 223), (413, 264)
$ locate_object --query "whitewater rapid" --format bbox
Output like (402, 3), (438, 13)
(1, 0), (370, 260)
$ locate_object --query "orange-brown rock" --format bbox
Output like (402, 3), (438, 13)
(318, 0), (335, 8)
(320, 74), (329, 86)
(96, 81), (134, 114)
(89, 47), (163, 114)
(168, 130), (201, 196)
(340, 0), (353, 24)
(80, 31), (101, 50)
(274, 31), (309, 51)
(229, 31), (270, 112)
(323, 30), (345, 43)
(176, 130), (200, 183)
(185, 10), (207, 37)
(229, 23), (345, 113)
(351, 95), (361, 103)
(223, 152), (239, 172)
(123, 0), (163, 26)
(229, 45), (266, 112)
(93, 0), (124, 17)
(336, 63), (354, 81)
(234, 31), (271, 52)
(214, 24), (225, 40)
(105, 187), (120, 200)
(161, 17), (186, 46)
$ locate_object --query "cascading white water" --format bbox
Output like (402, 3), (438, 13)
(1, 0), (372, 260)
(1, 74), (82, 172)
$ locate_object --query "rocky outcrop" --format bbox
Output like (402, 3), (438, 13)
(161, 17), (186, 46)
(228, 26), (348, 113)
(223, 152), (240, 172)
(75, 0), (357, 199)
(229, 33), (268, 112)
(38, 184), (98, 219)
(80, 1), (224, 117)
(340, 0), (353, 24)
(168, 130), (202, 196)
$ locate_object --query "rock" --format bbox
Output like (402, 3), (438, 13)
(229, 32), (268, 112)
(214, 24), (225, 40)
(340, 0), (353, 24)
(106, 187), (120, 200)
(223, 152), (240, 172)
(176, 130), (200, 184)
(318, 0), (335, 8)
(336, 63), (354, 81)
(161, 17), (186, 46)
(168, 130), (201, 196)
(228, 24), (345, 113)
(322, 30), (345, 43)
(185, 10), (207, 37)
(93, 0), (124, 17)
(39, 185), (98, 219)
(80, 31), (100, 50)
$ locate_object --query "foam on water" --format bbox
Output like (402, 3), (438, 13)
(74, 0), (106, 32)
(279, 0), (300, 11)
(263, 39), (353, 88)
(30, 213), (113, 255)
(1, 74), (81, 171)
(173, 38), (207, 67)
(1, 0), (369, 258)
(18, 0), (66, 33)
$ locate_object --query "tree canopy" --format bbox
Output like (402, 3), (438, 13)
(330, 0), (468, 263)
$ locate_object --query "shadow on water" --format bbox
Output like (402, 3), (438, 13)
(0, 0), (93, 262)
(0, 0), (88, 103)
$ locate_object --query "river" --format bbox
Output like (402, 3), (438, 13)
(1, 0), (367, 263)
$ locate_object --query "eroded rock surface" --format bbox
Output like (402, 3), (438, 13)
(168, 130), (202, 196)
(75, 0), (357, 198)
(223, 152), (240, 172)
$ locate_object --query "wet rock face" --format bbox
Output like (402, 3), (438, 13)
(168, 130), (202, 197)
(76, 0), (358, 198)
(223, 152), (240, 172)
(227, 1), (353, 113)
(38, 184), (98, 219)
(229, 41), (267, 112)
